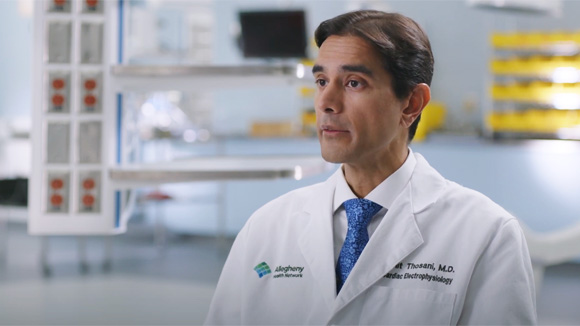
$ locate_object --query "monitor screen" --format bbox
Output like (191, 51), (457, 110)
(239, 10), (307, 59)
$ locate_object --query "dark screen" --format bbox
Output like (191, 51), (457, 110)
(239, 10), (307, 58)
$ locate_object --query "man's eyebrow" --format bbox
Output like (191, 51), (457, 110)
(341, 65), (373, 77)
(311, 64), (374, 77)
(312, 64), (323, 74)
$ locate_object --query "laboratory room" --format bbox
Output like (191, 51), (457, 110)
(1, 0), (580, 324)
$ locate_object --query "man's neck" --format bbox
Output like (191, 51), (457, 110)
(343, 147), (409, 198)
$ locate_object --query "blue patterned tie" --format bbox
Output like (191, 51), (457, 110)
(336, 198), (382, 293)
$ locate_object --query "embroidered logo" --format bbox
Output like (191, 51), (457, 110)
(254, 262), (272, 278)
(273, 265), (305, 278)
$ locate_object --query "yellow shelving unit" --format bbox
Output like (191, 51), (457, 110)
(491, 82), (580, 105)
(488, 31), (580, 139)
(491, 31), (580, 51)
(487, 109), (580, 133)
(491, 56), (580, 77)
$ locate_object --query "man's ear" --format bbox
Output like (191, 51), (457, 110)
(401, 83), (431, 128)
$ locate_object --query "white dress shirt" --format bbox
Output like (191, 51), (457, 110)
(332, 149), (417, 263)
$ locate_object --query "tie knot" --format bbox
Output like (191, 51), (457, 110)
(343, 198), (382, 228)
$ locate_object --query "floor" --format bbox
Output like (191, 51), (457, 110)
(0, 221), (229, 325)
(1, 221), (579, 325)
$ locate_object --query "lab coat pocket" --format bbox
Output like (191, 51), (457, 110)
(359, 287), (456, 325)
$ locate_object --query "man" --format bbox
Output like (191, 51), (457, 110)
(205, 10), (536, 325)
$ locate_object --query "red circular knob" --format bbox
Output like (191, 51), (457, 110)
(84, 95), (97, 106)
(51, 194), (63, 206)
(52, 79), (65, 90)
(84, 79), (97, 90)
(51, 178), (64, 189)
(52, 94), (65, 106)
(83, 194), (95, 207)
(54, 0), (66, 6)
(83, 178), (95, 190)
(86, 0), (98, 7)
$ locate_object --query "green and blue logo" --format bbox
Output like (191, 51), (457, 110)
(254, 262), (271, 278)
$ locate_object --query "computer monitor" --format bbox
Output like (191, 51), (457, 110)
(239, 10), (307, 59)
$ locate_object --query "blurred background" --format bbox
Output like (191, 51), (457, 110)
(1, 0), (580, 324)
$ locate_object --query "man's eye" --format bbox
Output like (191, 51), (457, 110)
(316, 79), (327, 87)
(348, 80), (360, 87)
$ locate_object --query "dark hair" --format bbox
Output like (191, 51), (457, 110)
(314, 10), (434, 142)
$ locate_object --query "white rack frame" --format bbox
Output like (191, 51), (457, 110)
(30, 0), (327, 236)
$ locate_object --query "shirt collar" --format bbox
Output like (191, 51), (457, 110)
(333, 148), (417, 212)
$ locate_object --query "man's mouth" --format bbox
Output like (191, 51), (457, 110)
(321, 125), (349, 133)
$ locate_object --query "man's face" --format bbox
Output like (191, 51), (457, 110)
(313, 35), (408, 166)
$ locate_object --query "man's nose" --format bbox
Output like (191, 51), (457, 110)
(315, 83), (343, 114)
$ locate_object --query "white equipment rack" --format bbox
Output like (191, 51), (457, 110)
(29, 0), (328, 274)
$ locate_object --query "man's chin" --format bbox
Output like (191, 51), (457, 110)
(320, 151), (344, 164)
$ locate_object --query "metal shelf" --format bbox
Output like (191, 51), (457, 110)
(109, 155), (334, 189)
(110, 64), (313, 91)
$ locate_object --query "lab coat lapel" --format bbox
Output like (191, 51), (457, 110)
(298, 169), (340, 311)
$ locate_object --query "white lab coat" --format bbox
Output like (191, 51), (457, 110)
(205, 153), (537, 325)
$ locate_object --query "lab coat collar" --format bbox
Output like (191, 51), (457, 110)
(410, 153), (448, 214)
